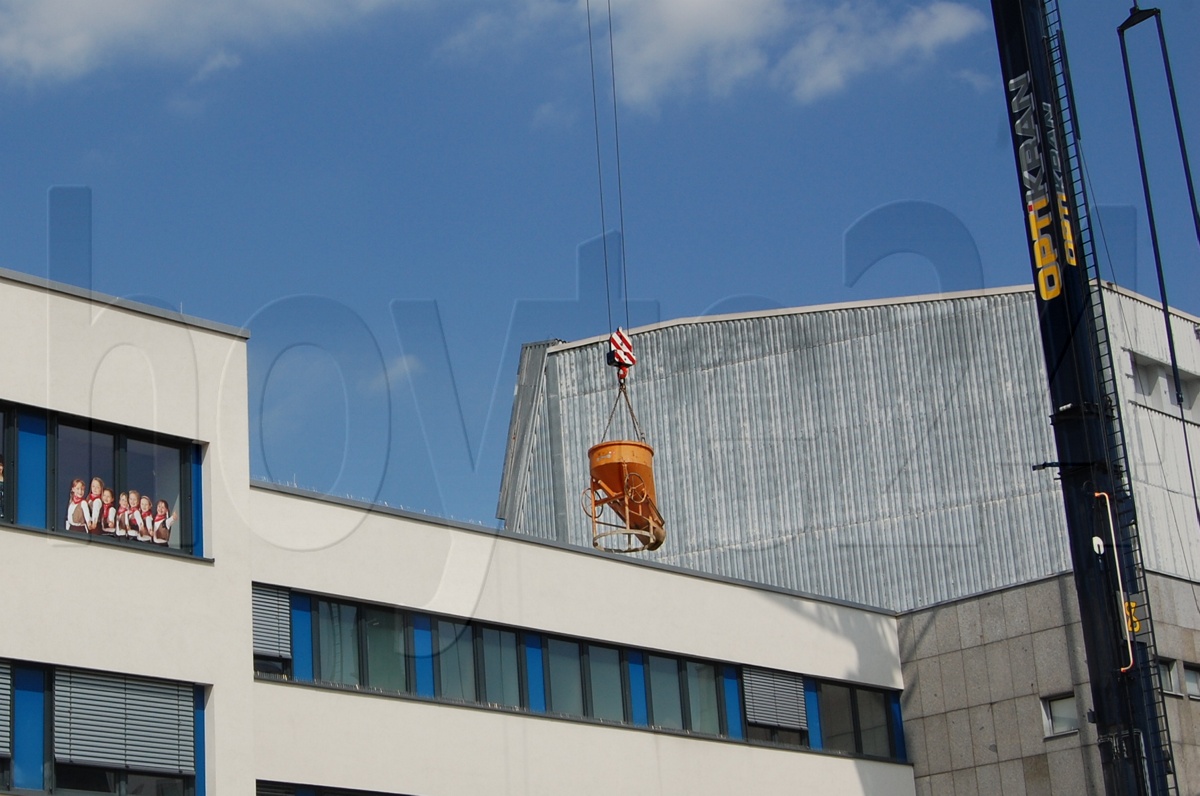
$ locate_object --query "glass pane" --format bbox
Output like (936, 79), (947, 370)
(587, 645), (624, 722)
(819, 683), (856, 753)
(317, 600), (360, 685)
(1048, 695), (1079, 733)
(127, 773), (186, 795)
(53, 763), (117, 792)
(364, 607), (407, 692)
(686, 661), (720, 735)
(1159, 661), (1176, 691)
(1186, 667), (1200, 698)
(0, 408), (7, 522)
(547, 638), (583, 716)
(57, 424), (114, 535)
(126, 437), (184, 548)
(648, 655), (683, 730)
(482, 627), (521, 708)
(437, 620), (476, 702)
(857, 688), (890, 757)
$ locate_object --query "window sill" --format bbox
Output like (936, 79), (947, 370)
(0, 520), (211, 562)
(1044, 729), (1080, 740)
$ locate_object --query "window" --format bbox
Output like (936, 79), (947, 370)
(258, 782), (414, 796)
(586, 645), (625, 722)
(1159, 658), (1179, 694)
(0, 403), (201, 555)
(744, 667), (807, 748)
(1185, 666), (1200, 698)
(252, 585), (293, 679)
(364, 607), (407, 693)
(647, 655), (684, 730)
(436, 620), (475, 702)
(856, 688), (891, 758)
(481, 627), (520, 708)
(686, 661), (721, 736)
(316, 600), (360, 686)
(0, 660), (10, 790)
(0, 408), (8, 522)
(813, 681), (899, 758)
(546, 638), (583, 716)
(1131, 354), (1200, 421)
(820, 683), (856, 754)
(266, 588), (905, 761)
(49, 667), (198, 794)
(1044, 693), (1080, 736)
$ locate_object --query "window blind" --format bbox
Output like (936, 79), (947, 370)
(253, 584), (293, 659)
(53, 668), (195, 774)
(0, 661), (11, 756)
(743, 666), (806, 730)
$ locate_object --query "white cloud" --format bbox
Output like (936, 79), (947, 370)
(531, 100), (576, 130)
(956, 68), (993, 94)
(364, 353), (423, 393)
(0, 0), (988, 108)
(770, 2), (989, 103)
(190, 50), (241, 84)
(606, 0), (987, 107)
(0, 0), (408, 84)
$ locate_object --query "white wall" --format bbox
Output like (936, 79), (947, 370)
(249, 487), (902, 689)
(254, 679), (916, 796)
(0, 274), (256, 794)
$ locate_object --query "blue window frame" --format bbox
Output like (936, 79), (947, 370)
(257, 587), (905, 762)
(412, 615), (435, 698)
(522, 633), (546, 713)
(13, 666), (45, 791)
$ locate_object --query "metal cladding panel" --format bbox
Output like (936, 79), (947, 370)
(53, 668), (195, 774)
(505, 290), (1076, 611)
(497, 340), (555, 524)
(0, 661), (10, 756)
(252, 584), (293, 659)
(743, 667), (806, 730)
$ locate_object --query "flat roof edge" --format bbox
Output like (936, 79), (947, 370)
(249, 480), (897, 617)
(546, 284), (1037, 354)
(0, 266), (250, 339)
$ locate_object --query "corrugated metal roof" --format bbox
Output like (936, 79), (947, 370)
(496, 284), (1200, 609)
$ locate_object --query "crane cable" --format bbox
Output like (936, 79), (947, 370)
(585, 0), (632, 333)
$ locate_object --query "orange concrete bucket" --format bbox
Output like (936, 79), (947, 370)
(585, 440), (666, 552)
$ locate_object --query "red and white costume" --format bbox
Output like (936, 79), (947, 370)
(139, 509), (154, 542)
(128, 506), (147, 541)
(115, 506), (129, 538)
(101, 503), (118, 536)
(86, 494), (103, 534)
(153, 511), (174, 545)
(65, 495), (88, 533)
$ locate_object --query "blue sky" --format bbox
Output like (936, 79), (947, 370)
(1, 0), (1197, 525)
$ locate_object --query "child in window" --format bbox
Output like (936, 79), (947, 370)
(85, 477), (104, 534)
(153, 499), (178, 546)
(65, 478), (88, 533)
(138, 494), (155, 542)
(126, 489), (145, 541)
(100, 488), (118, 537)
(115, 492), (130, 538)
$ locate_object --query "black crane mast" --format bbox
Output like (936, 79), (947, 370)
(991, 1), (1176, 793)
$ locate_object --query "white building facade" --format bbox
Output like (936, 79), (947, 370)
(0, 269), (916, 795)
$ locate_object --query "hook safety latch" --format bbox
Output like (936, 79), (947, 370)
(606, 327), (636, 382)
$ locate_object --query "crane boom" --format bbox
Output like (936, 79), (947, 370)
(990, 1), (1177, 793)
